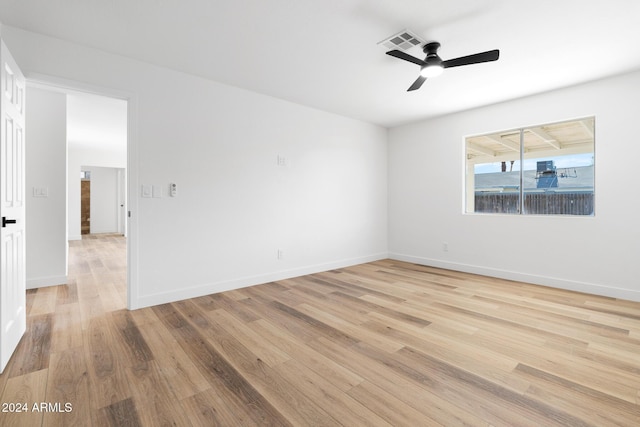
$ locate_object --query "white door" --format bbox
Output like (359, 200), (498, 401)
(0, 40), (26, 373)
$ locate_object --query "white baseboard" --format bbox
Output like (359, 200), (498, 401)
(68, 234), (82, 241)
(27, 275), (68, 290)
(389, 252), (640, 302)
(131, 252), (388, 310)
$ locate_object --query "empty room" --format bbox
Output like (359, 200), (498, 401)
(0, 0), (639, 426)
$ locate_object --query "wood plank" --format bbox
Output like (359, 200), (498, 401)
(135, 320), (210, 400)
(360, 318), (530, 394)
(514, 363), (640, 426)
(199, 318), (341, 426)
(268, 300), (359, 347)
(25, 288), (38, 316)
(347, 380), (444, 427)
(43, 347), (91, 427)
(7, 313), (52, 377)
(50, 302), (83, 353)
(307, 336), (485, 426)
(180, 387), (259, 426)
(193, 292), (260, 322)
(152, 303), (293, 427)
(123, 359), (193, 427)
(84, 316), (132, 410)
(205, 308), (291, 367)
(97, 397), (142, 427)
(182, 300), (347, 426)
(249, 318), (364, 392)
(392, 345), (593, 427)
(109, 310), (154, 371)
(28, 286), (58, 316)
(294, 302), (404, 353)
(271, 358), (392, 426)
(55, 281), (78, 306)
(283, 285), (372, 324)
(0, 369), (48, 427)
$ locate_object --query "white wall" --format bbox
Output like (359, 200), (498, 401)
(2, 26), (388, 308)
(389, 70), (640, 301)
(25, 87), (67, 288)
(83, 166), (119, 234)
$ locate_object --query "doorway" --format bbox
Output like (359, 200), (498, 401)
(26, 79), (133, 307)
(81, 172), (90, 234)
(79, 166), (126, 236)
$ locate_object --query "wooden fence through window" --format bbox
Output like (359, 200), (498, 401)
(474, 192), (594, 215)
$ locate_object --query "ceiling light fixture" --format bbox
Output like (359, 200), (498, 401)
(420, 46), (444, 78)
(386, 40), (500, 91)
(420, 64), (444, 78)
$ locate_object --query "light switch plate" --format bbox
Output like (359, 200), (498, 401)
(152, 185), (162, 198)
(141, 185), (152, 198)
(33, 187), (49, 197)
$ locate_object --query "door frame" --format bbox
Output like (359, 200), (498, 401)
(26, 73), (139, 310)
(117, 167), (126, 236)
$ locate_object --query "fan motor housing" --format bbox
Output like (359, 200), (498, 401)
(423, 42), (441, 54)
(423, 42), (443, 66)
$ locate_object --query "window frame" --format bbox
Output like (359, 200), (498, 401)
(464, 116), (595, 216)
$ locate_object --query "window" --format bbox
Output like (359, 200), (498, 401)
(465, 117), (594, 215)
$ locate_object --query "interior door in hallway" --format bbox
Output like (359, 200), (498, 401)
(0, 40), (26, 373)
(81, 178), (90, 234)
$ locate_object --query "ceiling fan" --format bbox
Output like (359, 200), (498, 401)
(386, 42), (500, 91)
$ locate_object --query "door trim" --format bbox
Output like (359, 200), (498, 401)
(25, 73), (139, 310)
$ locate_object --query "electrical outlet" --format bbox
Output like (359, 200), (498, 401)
(442, 242), (449, 252)
(277, 249), (284, 260)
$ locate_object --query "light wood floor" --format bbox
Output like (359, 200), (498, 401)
(1, 234), (639, 426)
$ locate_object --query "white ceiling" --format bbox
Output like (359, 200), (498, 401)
(66, 92), (127, 153)
(2, 0), (640, 127)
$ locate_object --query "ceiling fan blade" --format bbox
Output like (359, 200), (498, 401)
(407, 75), (427, 91)
(386, 50), (427, 67)
(442, 49), (499, 69)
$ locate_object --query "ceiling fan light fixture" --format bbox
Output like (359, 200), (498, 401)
(385, 38), (500, 92)
(420, 64), (444, 78)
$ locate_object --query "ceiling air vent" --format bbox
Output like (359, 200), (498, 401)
(378, 29), (425, 52)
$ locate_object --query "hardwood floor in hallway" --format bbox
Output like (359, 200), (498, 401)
(0, 233), (639, 426)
